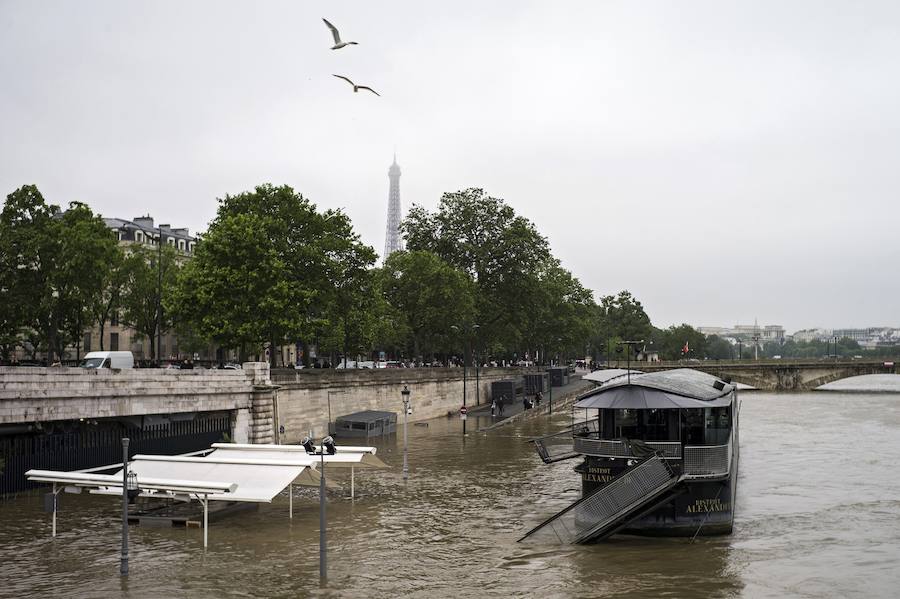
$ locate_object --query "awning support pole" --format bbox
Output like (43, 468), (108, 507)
(351, 467), (355, 500)
(289, 484), (293, 519)
(52, 483), (57, 537)
(202, 494), (208, 549)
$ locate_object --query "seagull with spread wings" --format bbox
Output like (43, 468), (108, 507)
(322, 18), (358, 50)
(332, 74), (380, 96)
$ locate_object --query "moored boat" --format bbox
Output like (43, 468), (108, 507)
(522, 368), (739, 543)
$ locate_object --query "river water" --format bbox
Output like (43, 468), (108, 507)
(1, 376), (899, 598)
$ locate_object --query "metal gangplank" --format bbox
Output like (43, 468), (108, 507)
(530, 420), (600, 464)
(519, 455), (684, 544)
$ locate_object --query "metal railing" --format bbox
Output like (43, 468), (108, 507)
(682, 444), (731, 478)
(573, 438), (682, 459)
(520, 455), (680, 544)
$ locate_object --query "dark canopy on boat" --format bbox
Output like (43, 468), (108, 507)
(575, 369), (734, 410)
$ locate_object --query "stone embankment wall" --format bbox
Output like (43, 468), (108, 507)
(0, 366), (254, 428)
(271, 368), (528, 443)
(1, 364), (536, 445)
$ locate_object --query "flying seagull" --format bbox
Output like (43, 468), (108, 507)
(322, 18), (358, 50)
(332, 74), (380, 96)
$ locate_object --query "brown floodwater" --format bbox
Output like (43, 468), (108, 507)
(1, 383), (899, 598)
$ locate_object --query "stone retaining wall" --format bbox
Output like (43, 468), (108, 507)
(272, 368), (532, 442)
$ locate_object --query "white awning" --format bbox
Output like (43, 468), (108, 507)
(95, 455), (322, 502)
(209, 443), (388, 469)
(25, 469), (237, 496)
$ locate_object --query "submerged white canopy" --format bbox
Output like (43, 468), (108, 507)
(209, 443), (389, 469)
(92, 454), (323, 503)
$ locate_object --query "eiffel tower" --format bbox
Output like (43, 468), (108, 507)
(383, 154), (404, 263)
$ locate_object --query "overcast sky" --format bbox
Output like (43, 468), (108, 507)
(2, 1), (898, 333)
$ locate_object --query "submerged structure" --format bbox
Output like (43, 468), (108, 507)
(522, 368), (739, 543)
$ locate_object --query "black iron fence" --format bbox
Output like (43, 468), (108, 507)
(0, 412), (232, 497)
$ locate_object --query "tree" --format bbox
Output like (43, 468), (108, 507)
(380, 250), (477, 360)
(705, 335), (734, 360)
(522, 260), (596, 364)
(170, 184), (377, 366)
(402, 188), (552, 353)
(88, 245), (129, 351)
(0, 187), (117, 362)
(168, 212), (299, 361)
(596, 291), (653, 344)
(656, 324), (708, 360)
(121, 244), (179, 361)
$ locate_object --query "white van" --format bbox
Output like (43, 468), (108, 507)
(80, 351), (135, 369)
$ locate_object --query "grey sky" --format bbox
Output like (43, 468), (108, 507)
(2, 1), (898, 332)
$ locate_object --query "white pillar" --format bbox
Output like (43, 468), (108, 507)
(289, 484), (293, 519)
(351, 467), (355, 500)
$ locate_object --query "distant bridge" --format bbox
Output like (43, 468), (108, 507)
(608, 359), (898, 392)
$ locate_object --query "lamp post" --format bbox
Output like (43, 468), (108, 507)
(156, 230), (163, 365)
(833, 336), (838, 361)
(401, 385), (410, 481)
(737, 340), (743, 361)
(620, 340), (643, 384)
(303, 435), (336, 584)
(451, 323), (479, 436)
(120, 438), (129, 576)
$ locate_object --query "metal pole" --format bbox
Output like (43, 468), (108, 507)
(120, 437), (129, 576)
(320, 449), (326, 583)
(351, 467), (355, 499)
(203, 495), (208, 549)
(462, 361), (467, 436)
(52, 483), (57, 537)
(289, 483), (293, 518)
(402, 395), (409, 481)
(549, 374), (553, 415)
(475, 356), (480, 407)
(157, 232), (162, 364)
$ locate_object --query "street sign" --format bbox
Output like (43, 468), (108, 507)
(460, 406), (467, 420)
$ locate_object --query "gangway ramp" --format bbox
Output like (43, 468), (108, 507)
(519, 455), (684, 544)
(530, 420), (599, 464)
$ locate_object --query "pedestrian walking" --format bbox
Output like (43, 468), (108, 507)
(497, 396), (505, 416)
(535, 391), (543, 407)
(490, 400), (496, 416)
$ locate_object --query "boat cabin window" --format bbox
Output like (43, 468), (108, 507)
(682, 406), (732, 445)
(599, 409), (679, 441)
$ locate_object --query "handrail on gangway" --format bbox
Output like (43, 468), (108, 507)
(518, 454), (684, 544)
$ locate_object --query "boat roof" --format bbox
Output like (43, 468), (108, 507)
(334, 410), (396, 422)
(574, 368), (734, 410)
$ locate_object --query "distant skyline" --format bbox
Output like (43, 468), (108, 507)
(2, 1), (899, 332)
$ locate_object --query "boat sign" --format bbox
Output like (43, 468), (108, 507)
(460, 406), (468, 420)
(885, 361), (895, 367)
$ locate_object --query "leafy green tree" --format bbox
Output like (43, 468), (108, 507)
(170, 184), (377, 366)
(121, 244), (179, 361)
(88, 246), (129, 351)
(522, 260), (595, 364)
(0, 187), (117, 362)
(596, 290), (653, 344)
(380, 250), (477, 360)
(168, 212), (298, 361)
(705, 335), (735, 359)
(403, 188), (552, 354)
(656, 324), (708, 360)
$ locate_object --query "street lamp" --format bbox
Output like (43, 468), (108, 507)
(401, 385), (410, 481)
(120, 438), (129, 576)
(450, 323), (479, 436)
(303, 435), (336, 584)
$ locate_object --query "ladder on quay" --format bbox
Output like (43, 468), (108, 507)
(519, 454), (685, 544)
